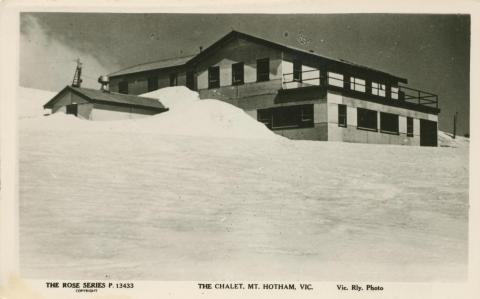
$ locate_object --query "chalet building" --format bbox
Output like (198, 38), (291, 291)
(108, 30), (440, 146)
(44, 85), (168, 120)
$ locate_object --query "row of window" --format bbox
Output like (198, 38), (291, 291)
(118, 71), (196, 94)
(328, 73), (399, 100)
(116, 58), (399, 98)
(208, 58), (270, 89)
(257, 104), (414, 136)
(257, 104), (313, 130)
(338, 104), (413, 136)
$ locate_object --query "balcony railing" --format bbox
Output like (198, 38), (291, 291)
(398, 85), (438, 109)
(281, 70), (438, 109)
(282, 69), (321, 89)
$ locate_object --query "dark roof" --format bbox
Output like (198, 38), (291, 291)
(108, 30), (407, 83)
(189, 30), (408, 83)
(109, 55), (194, 77)
(43, 86), (167, 110)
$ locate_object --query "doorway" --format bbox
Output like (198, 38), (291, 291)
(420, 119), (438, 147)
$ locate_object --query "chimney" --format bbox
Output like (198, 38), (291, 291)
(199, 46), (203, 53)
(98, 75), (110, 92)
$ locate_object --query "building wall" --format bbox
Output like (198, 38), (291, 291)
(110, 67), (187, 95)
(199, 80), (281, 109)
(195, 37), (283, 90)
(275, 123), (328, 141)
(50, 90), (160, 120)
(326, 92), (437, 145)
(281, 59), (321, 89)
(51, 91), (93, 119)
(90, 103), (159, 121)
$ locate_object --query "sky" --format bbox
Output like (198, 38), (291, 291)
(19, 13), (470, 135)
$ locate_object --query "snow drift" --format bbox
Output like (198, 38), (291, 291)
(18, 86), (469, 281)
(19, 86), (278, 140)
(438, 130), (469, 148)
(18, 86), (56, 119)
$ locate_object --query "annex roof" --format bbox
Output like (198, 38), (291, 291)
(43, 86), (167, 110)
(109, 55), (195, 77)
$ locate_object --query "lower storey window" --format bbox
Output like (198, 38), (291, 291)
(148, 76), (158, 92)
(338, 104), (347, 127)
(186, 71), (195, 90)
(357, 108), (377, 131)
(118, 81), (128, 94)
(380, 112), (399, 134)
(407, 117), (414, 137)
(66, 104), (78, 116)
(208, 66), (220, 88)
(257, 104), (314, 130)
(169, 73), (178, 86)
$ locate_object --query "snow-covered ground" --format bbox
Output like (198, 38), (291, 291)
(18, 86), (469, 281)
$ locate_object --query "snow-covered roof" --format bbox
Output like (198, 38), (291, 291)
(43, 86), (168, 111)
(109, 55), (195, 77)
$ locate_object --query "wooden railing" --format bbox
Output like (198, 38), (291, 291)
(281, 70), (438, 109)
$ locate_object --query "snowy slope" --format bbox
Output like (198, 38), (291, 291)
(18, 86), (56, 119)
(18, 87), (469, 281)
(438, 131), (469, 148)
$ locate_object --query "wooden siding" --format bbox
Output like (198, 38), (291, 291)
(195, 37), (283, 90)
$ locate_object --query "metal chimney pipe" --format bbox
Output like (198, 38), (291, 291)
(98, 75), (110, 92)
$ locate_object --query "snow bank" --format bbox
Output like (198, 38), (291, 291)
(18, 86), (56, 119)
(139, 87), (278, 139)
(19, 86), (278, 140)
(141, 86), (200, 110)
(438, 131), (469, 148)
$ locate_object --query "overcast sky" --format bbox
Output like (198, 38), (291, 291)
(20, 13), (470, 135)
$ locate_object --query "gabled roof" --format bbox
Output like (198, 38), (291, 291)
(43, 86), (167, 111)
(188, 30), (408, 83)
(108, 30), (407, 84)
(109, 55), (194, 77)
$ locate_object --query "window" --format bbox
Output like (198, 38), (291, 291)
(293, 60), (302, 82)
(357, 108), (377, 131)
(407, 117), (414, 137)
(257, 58), (270, 82)
(350, 77), (366, 92)
(169, 73), (178, 87)
(391, 86), (399, 100)
(301, 105), (313, 122)
(257, 109), (272, 129)
(380, 112), (399, 134)
(147, 76), (158, 92)
(66, 104), (78, 116)
(118, 81), (128, 94)
(232, 62), (244, 85)
(208, 66), (220, 88)
(186, 71), (195, 90)
(338, 104), (347, 127)
(257, 105), (314, 130)
(372, 82), (386, 97)
(328, 72), (344, 87)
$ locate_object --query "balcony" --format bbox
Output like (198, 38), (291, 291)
(398, 85), (438, 109)
(282, 69), (321, 89)
(281, 70), (439, 111)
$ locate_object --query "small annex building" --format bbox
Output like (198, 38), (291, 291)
(43, 85), (168, 120)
